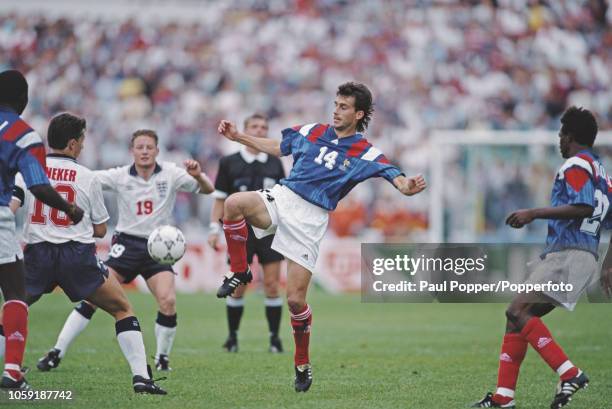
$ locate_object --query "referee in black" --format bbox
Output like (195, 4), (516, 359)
(208, 113), (286, 353)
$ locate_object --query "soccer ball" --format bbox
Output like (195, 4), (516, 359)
(147, 225), (186, 265)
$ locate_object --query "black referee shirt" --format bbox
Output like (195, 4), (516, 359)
(213, 147), (285, 199)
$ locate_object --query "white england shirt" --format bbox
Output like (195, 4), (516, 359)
(16, 154), (110, 244)
(95, 161), (199, 238)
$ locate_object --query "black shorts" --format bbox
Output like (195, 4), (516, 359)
(24, 241), (108, 302)
(106, 232), (174, 283)
(227, 225), (284, 266)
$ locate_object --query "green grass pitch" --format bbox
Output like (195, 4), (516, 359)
(17, 290), (612, 409)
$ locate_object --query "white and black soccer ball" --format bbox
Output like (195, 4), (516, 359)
(147, 225), (186, 265)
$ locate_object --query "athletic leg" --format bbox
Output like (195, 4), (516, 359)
(37, 267), (126, 370)
(286, 260), (313, 392)
(262, 261), (283, 352)
(478, 292), (578, 408)
(224, 285), (246, 352)
(145, 271), (177, 370)
(0, 260), (29, 385)
(87, 273), (165, 394)
(218, 192), (272, 297)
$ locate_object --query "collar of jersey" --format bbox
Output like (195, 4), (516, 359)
(332, 131), (363, 144)
(577, 148), (596, 158)
(47, 153), (77, 163)
(239, 146), (268, 163)
(129, 162), (162, 176)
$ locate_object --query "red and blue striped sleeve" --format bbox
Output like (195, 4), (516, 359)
(280, 123), (328, 156)
(560, 156), (595, 208)
(347, 140), (403, 183)
(280, 125), (301, 156)
(13, 128), (49, 188)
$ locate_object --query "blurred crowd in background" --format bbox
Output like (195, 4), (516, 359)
(1, 0), (610, 241)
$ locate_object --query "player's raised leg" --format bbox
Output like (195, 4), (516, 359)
(145, 271), (177, 371)
(37, 267), (126, 371)
(0, 259), (30, 390)
(217, 191), (272, 298)
(286, 260), (313, 392)
(87, 274), (166, 394)
(262, 261), (283, 353)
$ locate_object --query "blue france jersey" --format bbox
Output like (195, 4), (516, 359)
(543, 150), (612, 258)
(279, 123), (403, 211)
(0, 107), (49, 206)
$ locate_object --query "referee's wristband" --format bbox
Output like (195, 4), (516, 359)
(209, 222), (222, 235)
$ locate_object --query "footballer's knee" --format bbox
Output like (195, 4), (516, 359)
(104, 297), (133, 321)
(505, 306), (530, 330)
(112, 292), (133, 314)
(263, 277), (279, 298)
(505, 318), (520, 333)
(505, 307), (519, 325)
(224, 194), (245, 220)
(286, 295), (306, 315)
(157, 292), (176, 315)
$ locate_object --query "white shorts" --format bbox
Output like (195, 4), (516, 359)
(252, 184), (329, 272)
(525, 249), (598, 311)
(0, 206), (23, 264)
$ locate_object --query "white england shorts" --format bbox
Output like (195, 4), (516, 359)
(0, 206), (23, 264)
(252, 184), (329, 272)
(525, 249), (598, 311)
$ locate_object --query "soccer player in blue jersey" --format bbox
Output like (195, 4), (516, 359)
(473, 107), (609, 409)
(215, 82), (427, 392)
(0, 70), (83, 390)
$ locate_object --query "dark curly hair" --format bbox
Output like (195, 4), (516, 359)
(0, 70), (28, 114)
(337, 82), (374, 132)
(47, 112), (86, 150)
(560, 106), (598, 146)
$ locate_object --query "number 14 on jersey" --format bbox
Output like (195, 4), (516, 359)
(314, 146), (338, 170)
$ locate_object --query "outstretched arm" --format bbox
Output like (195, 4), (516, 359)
(506, 204), (593, 229)
(184, 159), (214, 194)
(393, 174), (427, 196)
(218, 120), (281, 157)
(29, 184), (84, 224)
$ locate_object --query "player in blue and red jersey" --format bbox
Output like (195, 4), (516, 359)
(0, 70), (83, 390)
(215, 82), (427, 392)
(473, 107), (610, 409)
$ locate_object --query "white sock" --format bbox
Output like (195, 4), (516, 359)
(116, 317), (149, 378)
(154, 312), (177, 359)
(55, 309), (92, 358)
(0, 334), (4, 360)
(155, 323), (177, 358)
